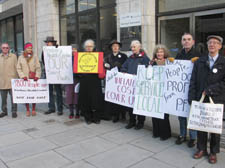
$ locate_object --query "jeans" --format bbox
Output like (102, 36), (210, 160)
(178, 116), (197, 139)
(48, 84), (63, 112)
(0, 89), (17, 113)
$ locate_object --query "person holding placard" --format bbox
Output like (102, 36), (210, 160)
(189, 35), (225, 164)
(150, 44), (171, 140)
(0, 43), (18, 118)
(171, 33), (201, 147)
(104, 40), (127, 122)
(66, 44), (80, 119)
(17, 43), (41, 116)
(42, 36), (63, 116)
(78, 39), (103, 124)
(121, 40), (150, 130)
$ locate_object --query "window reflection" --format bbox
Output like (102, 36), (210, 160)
(79, 0), (96, 11)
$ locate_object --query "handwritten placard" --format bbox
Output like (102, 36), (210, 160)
(133, 65), (165, 119)
(43, 46), (73, 84)
(74, 52), (104, 74)
(105, 71), (136, 108)
(11, 79), (49, 103)
(188, 100), (224, 134)
(163, 60), (193, 117)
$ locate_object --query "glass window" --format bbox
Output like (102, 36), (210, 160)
(120, 26), (141, 51)
(15, 15), (23, 33)
(100, 0), (115, 7)
(60, 0), (75, 16)
(6, 18), (15, 52)
(159, 0), (225, 13)
(100, 7), (117, 52)
(16, 32), (23, 55)
(79, 0), (96, 12)
(160, 18), (190, 57)
(0, 20), (7, 43)
(79, 13), (97, 46)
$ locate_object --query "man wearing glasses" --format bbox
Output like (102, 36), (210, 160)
(0, 43), (18, 118)
(189, 35), (225, 164)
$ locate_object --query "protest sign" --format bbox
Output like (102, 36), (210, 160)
(43, 46), (73, 84)
(163, 60), (193, 117)
(133, 65), (165, 119)
(11, 79), (49, 103)
(73, 52), (104, 74)
(105, 71), (136, 108)
(187, 97), (224, 134)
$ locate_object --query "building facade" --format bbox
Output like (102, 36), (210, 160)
(0, 0), (225, 58)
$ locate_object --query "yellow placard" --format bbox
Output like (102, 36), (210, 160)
(77, 52), (99, 73)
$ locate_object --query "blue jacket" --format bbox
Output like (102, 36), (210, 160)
(121, 51), (150, 75)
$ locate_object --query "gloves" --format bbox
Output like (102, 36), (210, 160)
(23, 77), (28, 81)
(191, 57), (199, 63)
(104, 63), (111, 69)
(34, 77), (39, 81)
(168, 57), (175, 62)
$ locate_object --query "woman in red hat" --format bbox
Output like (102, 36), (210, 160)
(17, 42), (41, 116)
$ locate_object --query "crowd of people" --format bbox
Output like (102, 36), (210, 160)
(0, 33), (225, 164)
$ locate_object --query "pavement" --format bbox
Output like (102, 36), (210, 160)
(0, 101), (225, 168)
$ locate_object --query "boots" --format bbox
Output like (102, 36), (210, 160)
(69, 104), (74, 119)
(75, 105), (80, 119)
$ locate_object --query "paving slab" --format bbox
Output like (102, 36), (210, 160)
(0, 139), (56, 162)
(0, 123), (26, 136)
(0, 132), (32, 148)
(7, 151), (71, 168)
(86, 144), (153, 168)
(64, 161), (96, 168)
(56, 137), (117, 162)
(0, 161), (7, 168)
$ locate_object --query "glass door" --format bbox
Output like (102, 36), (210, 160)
(159, 14), (192, 57)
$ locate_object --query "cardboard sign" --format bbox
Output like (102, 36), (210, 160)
(105, 71), (136, 108)
(43, 46), (73, 84)
(11, 79), (49, 103)
(74, 52), (104, 74)
(133, 65), (165, 119)
(188, 100), (224, 134)
(163, 60), (193, 117)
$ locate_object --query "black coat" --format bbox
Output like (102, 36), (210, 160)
(188, 54), (225, 106)
(104, 52), (127, 71)
(176, 47), (201, 60)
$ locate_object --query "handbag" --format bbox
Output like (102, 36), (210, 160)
(187, 94), (224, 134)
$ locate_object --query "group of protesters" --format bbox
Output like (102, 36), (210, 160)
(0, 33), (225, 164)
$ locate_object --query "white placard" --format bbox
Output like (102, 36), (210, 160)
(105, 71), (136, 108)
(188, 100), (224, 134)
(133, 65), (165, 119)
(11, 79), (49, 103)
(120, 12), (141, 28)
(163, 60), (193, 117)
(43, 46), (73, 84)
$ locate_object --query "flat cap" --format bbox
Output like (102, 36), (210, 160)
(207, 35), (223, 44)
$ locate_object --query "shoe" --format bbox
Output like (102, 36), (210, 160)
(125, 123), (135, 129)
(175, 136), (186, 145)
(85, 120), (92, 125)
(187, 139), (196, 148)
(208, 153), (217, 164)
(0, 112), (7, 118)
(152, 135), (159, 138)
(160, 136), (170, 141)
(69, 112), (74, 119)
(94, 120), (100, 124)
(193, 150), (208, 159)
(134, 124), (144, 130)
(57, 111), (63, 116)
(26, 111), (30, 117)
(32, 110), (36, 116)
(44, 110), (55, 115)
(12, 113), (17, 118)
(75, 114), (80, 119)
(112, 117), (119, 123)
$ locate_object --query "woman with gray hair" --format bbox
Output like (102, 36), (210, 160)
(150, 44), (171, 140)
(78, 39), (103, 124)
(121, 40), (150, 130)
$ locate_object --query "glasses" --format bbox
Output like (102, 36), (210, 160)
(207, 41), (221, 45)
(2, 47), (9, 49)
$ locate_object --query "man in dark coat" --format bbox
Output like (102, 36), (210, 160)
(104, 40), (127, 122)
(42, 36), (63, 116)
(189, 35), (225, 164)
(174, 33), (201, 148)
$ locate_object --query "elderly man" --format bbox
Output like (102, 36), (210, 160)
(189, 35), (225, 164)
(0, 43), (18, 118)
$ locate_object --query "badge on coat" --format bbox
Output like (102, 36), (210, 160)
(212, 68), (218, 73)
(118, 54), (121, 58)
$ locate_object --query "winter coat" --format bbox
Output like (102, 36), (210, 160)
(188, 54), (225, 106)
(17, 54), (41, 79)
(121, 51), (150, 75)
(104, 52), (127, 71)
(176, 47), (202, 60)
(0, 53), (18, 89)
